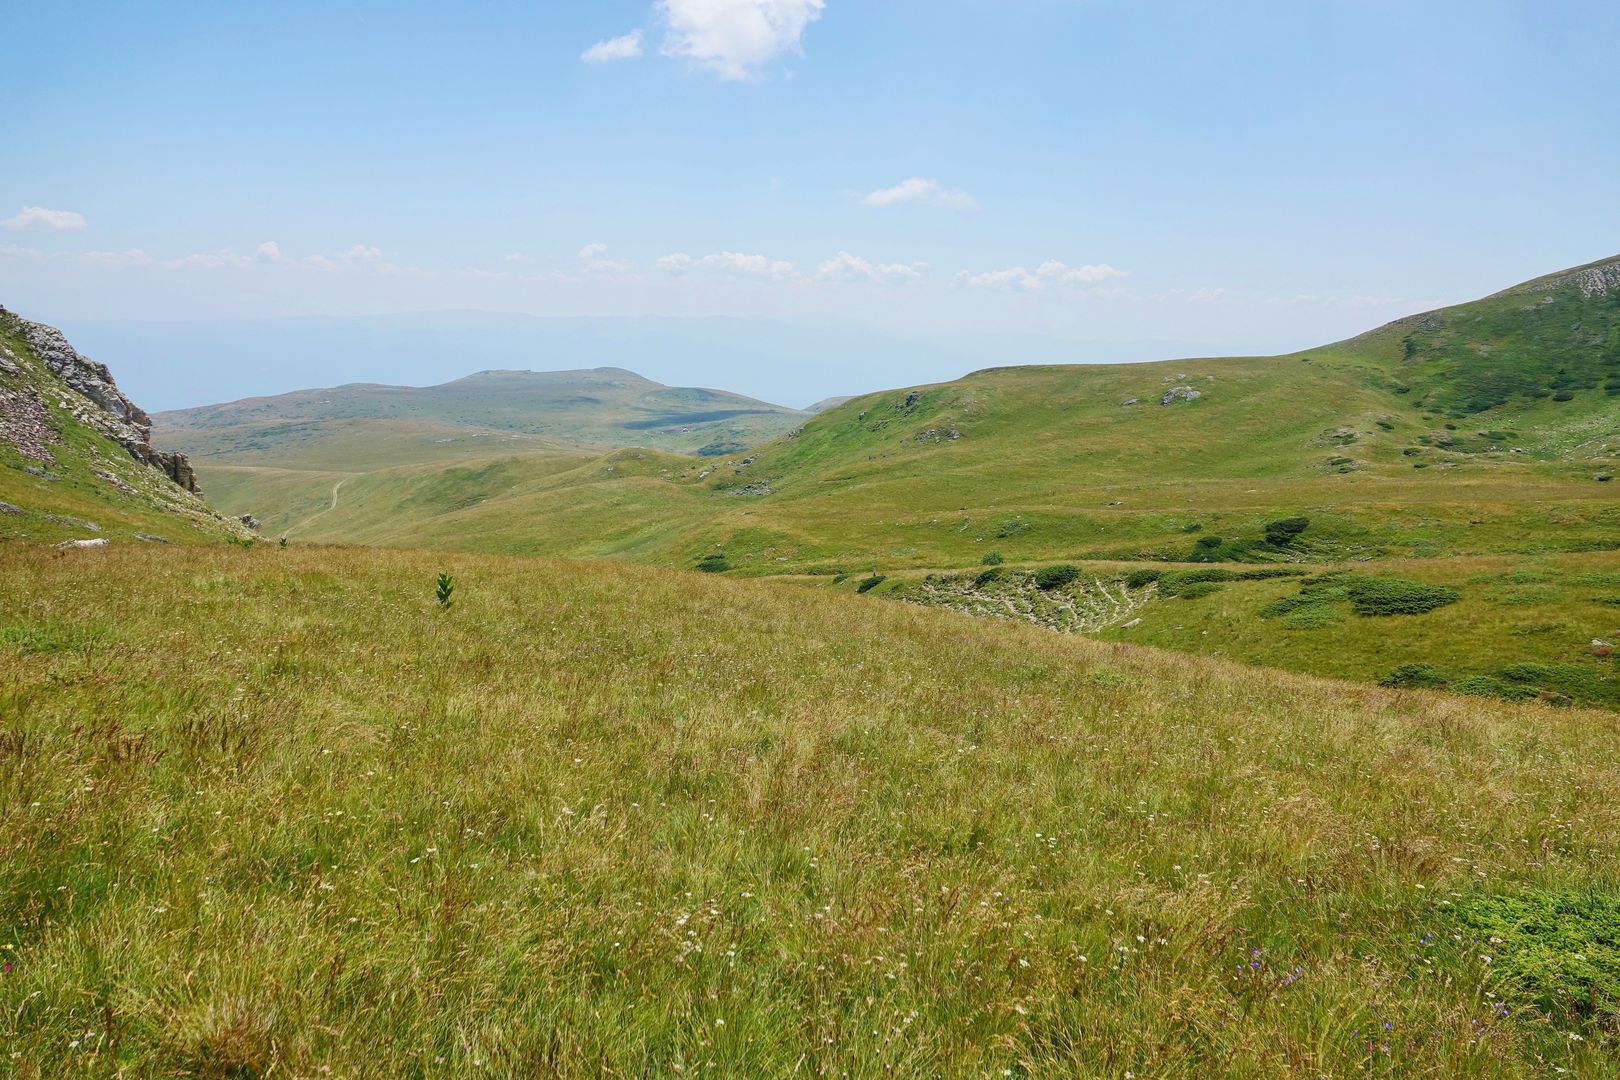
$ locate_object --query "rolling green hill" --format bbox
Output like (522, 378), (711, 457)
(227, 254), (1618, 565)
(0, 306), (247, 546)
(154, 366), (808, 462)
(174, 255), (1620, 708)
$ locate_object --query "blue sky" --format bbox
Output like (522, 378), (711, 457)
(3, 0), (1618, 406)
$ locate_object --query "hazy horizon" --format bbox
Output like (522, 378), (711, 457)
(55, 308), (1329, 414)
(7, 0), (1618, 409)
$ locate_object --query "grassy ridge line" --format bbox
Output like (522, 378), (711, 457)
(3, 544), (1619, 1075)
(155, 367), (810, 462)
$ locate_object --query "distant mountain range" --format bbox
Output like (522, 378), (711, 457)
(154, 367), (807, 463)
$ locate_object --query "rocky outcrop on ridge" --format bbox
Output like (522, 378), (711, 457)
(0, 305), (202, 493)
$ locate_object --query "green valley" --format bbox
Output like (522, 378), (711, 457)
(146, 256), (1620, 710)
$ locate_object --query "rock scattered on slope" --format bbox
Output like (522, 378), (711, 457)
(1161, 386), (1202, 405)
(2, 306), (202, 494)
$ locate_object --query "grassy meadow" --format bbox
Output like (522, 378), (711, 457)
(5, 543), (1620, 1076)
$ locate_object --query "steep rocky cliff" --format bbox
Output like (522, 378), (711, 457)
(1, 304), (245, 543)
(2, 307), (202, 492)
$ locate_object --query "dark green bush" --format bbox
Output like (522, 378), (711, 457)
(1452, 675), (1536, 701)
(1379, 663), (1450, 689)
(856, 575), (886, 594)
(1259, 587), (1348, 618)
(1344, 576), (1460, 616)
(1236, 567), (1308, 581)
(695, 553), (731, 574)
(974, 567), (1005, 587)
(1033, 564), (1081, 591)
(1175, 581), (1224, 600)
(1456, 890), (1620, 1023)
(1125, 568), (1163, 589)
(1263, 517), (1311, 546)
(1194, 536), (1224, 551)
(980, 550), (1004, 566)
(1499, 663), (1597, 691)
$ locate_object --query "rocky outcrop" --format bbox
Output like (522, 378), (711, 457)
(1, 305), (202, 494)
(1161, 386), (1202, 405)
(1495, 254), (1620, 300)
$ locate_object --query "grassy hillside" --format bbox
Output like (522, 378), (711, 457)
(209, 256), (1619, 566)
(5, 544), (1620, 1076)
(155, 367), (808, 464)
(166, 256), (1620, 711)
(0, 309), (245, 546)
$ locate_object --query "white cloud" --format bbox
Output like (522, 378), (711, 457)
(862, 178), (978, 210)
(3, 206), (88, 231)
(255, 240), (282, 261)
(658, 0), (824, 80)
(0, 242), (42, 260)
(658, 250), (796, 278)
(302, 245), (407, 275)
(167, 249), (254, 270)
(80, 249), (152, 268)
(1188, 286), (1225, 303)
(577, 242), (634, 276)
(956, 260), (1128, 292)
(582, 30), (644, 63)
(817, 250), (925, 283)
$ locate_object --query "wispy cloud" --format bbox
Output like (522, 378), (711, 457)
(658, 0), (824, 80)
(862, 178), (977, 210)
(582, 30), (644, 63)
(658, 250), (797, 278)
(80, 249), (152, 268)
(2, 206), (88, 231)
(577, 242), (634, 277)
(956, 260), (1128, 292)
(817, 251), (925, 283)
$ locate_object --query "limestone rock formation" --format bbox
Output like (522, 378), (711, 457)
(1, 305), (202, 494)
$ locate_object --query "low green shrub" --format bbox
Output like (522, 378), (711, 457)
(695, 553), (731, 574)
(974, 567), (1006, 587)
(1236, 568), (1309, 581)
(1456, 890), (1620, 1023)
(1379, 663), (1450, 689)
(1263, 517), (1311, 546)
(1125, 568), (1162, 589)
(1344, 576), (1460, 616)
(980, 550), (1004, 566)
(1499, 663), (1597, 690)
(1175, 581), (1225, 600)
(1, 623), (104, 654)
(1451, 675), (1536, 701)
(1033, 565), (1081, 591)
(857, 575), (886, 594)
